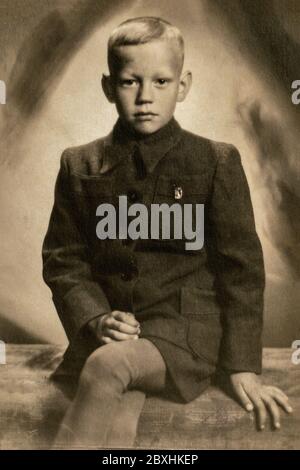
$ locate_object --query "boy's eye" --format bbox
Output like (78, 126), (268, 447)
(155, 79), (169, 87)
(120, 79), (138, 87)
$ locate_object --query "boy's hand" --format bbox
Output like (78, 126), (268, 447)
(230, 372), (293, 430)
(87, 311), (141, 345)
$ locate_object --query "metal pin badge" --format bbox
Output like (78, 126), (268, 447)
(174, 186), (183, 200)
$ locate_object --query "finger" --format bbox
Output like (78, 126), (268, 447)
(113, 311), (139, 327)
(234, 384), (254, 412)
(268, 386), (288, 399)
(101, 336), (114, 344)
(89, 314), (108, 333)
(270, 390), (293, 414)
(261, 395), (281, 429)
(266, 386), (293, 412)
(124, 312), (140, 327)
(268, 387), (292, 411)
(106, 318), (139, 335)
(104, 328), (139, 341)
(246, 390), (267, 430)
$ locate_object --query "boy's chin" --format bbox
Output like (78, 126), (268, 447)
(127, 119), (167, 136)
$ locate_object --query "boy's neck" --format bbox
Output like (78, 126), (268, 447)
(115, 116), (178, 144)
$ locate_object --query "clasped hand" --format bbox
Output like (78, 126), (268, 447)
(87, 310), (141, 345)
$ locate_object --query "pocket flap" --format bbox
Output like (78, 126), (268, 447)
(181, 286), (219, 316)
(69, 173), (113, 198)
(155, 174), (209, 197)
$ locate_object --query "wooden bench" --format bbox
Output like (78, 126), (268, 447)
(0, 346), (299, 449)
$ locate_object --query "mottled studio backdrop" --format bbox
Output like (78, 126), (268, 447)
(0, 0), (299, 346)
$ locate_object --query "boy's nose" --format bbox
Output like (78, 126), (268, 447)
(136, 83), (153, 104)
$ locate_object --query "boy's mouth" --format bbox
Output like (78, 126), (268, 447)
(134, 112), (157, 121)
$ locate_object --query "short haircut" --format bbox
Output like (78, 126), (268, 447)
(107, 17), (184, 74)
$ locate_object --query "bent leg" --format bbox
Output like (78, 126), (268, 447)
(54, 339), (166, 449)
(105, 339), (167, 447)
(105, 390), (146, 448)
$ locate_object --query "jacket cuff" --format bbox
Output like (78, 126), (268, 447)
(218, 317), (263, 374)
(53, 282), (111, 342)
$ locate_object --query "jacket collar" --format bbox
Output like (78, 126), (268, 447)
(101, 117), (182, 174)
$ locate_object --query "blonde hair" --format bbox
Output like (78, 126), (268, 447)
(108, 17), (184, 73)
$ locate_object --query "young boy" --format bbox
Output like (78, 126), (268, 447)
(42, 17), (292, 448)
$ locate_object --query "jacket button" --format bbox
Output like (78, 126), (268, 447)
(120, 272), (133, 281)
(129, 259), (138, 273)
(128, 190), (141, 203)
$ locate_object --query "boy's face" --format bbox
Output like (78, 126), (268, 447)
(104, 40), (191, 135)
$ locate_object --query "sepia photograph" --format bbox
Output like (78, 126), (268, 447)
(0, 0), (299, 452)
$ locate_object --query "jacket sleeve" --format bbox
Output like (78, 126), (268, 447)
(208, 143), (265, 374)
(42, 149), (111, 343)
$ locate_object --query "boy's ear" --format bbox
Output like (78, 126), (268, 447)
(101, 74), (115, 103)
(177, 71), (192, 103)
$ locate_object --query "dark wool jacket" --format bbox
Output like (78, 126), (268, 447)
(42, 117), (265, 403)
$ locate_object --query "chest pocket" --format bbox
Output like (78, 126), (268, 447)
(70, 174), (113, 199)
(146, 174), (209, 254)
(68, 174), (114, 240)
(153, 174), (209, 202)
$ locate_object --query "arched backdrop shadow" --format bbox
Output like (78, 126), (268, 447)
(0, 0), (299, 346)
